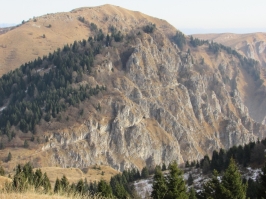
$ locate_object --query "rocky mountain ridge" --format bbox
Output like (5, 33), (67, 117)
(193, 33), (266, 68)
(39, 31), (265, 171)
(0, 5), (266, 172)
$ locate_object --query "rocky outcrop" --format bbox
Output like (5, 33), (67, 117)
(41, 31), (266, 171)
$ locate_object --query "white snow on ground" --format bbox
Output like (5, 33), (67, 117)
(134, 178), (153, 198)
(133, 167), (262, 197)
(244, 167), (261, 181)
(0, 106), (6, 111)
(37, 68), (44, 72)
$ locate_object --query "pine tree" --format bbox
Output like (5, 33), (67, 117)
(54, 178), (61, 193)
(97, 179), (112, 197)
(221, 158), (247, 199)
(76, 179), (85, 194)
(199, 158), (247, 199)
(258, 161), (266, 198)
(188, 187), (197, 199)
(151, 167), (167, 199)
(162, 163), (167, 171)
(187, 173), (193, 186)
(0, 166), (5, 176)
(60, 175), (69, 191)
(141, 166), (149, 178)
(165, 161), (188, 199)
(43, 172), (51, 193)
(7, 152), (12, 162)
(198, 170), (223, 199)
(24, 140), (29, 148)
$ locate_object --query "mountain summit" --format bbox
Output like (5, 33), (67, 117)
(0, 5), (266, 171)
(0, 4), (175, 76)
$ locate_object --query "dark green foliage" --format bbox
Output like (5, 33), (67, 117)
(221, 158), (247, 199)
(162, 163), (167, 171)
(141, 166), (149, 178)
(258, 161), (266, 198)
(199, 159), (247, 199)
(54, 178), (61, 193)
(143, 23), (156, 33)
(11, 162), (51, 193)
(7, 152), (12, 162)
(187, 173), (193, 186)
(190, 36), (208, 47)
(76, 179), (85, 194)
(112, 31), (124, 42)
(90, 23), (98, 31)
(151, 167), (167, 199)
(198, 170), (223, 199)
(173, 31), (186, 50)
(0, 37), (106, 136)
(165, 161), (188, 199)
(198, 139), (264, 174)
(0, 165), (5, 176)
(60, 175), (69, 192)
(78, 16), (85, 23)
(23, 140), (29, 148)
(97, 179), (112, 197)
(188, 187), (197, 199)
(245, 178), (258, 199)
(200, 155), (210, 174)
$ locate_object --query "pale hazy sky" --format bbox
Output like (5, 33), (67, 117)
(1, 0), (266, 34)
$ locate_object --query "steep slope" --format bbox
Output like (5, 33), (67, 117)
(0, 5), (266, 172)
(192, 33), (266, 68)
(0, 26), (265, 172)
(0, 4), (175, 76)
(192, 33), (266, 123)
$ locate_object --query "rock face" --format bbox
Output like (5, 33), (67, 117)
(41, 30), (266, 171)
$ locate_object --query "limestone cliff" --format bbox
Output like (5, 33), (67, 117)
(1, 5), (266, 172)
(40, 30), (266, 171)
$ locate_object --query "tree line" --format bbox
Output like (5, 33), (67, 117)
(0, 27), (128, 145)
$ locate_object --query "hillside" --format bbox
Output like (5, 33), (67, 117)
(0, 5), (266, 174)
(0, 4), (175, 76)
(192, 32), (266, 123)
(192, 32), (266, 68)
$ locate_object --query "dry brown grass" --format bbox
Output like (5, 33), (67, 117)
(0, 4), (176, 76)
(39, 165), (119, 186)
(0, 191), (108, 199)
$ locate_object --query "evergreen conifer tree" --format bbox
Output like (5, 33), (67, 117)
(60, 175), (69, 191)
(7, 152), (12, 162)
(258, 161), (266, 198)
(151, 167), (167, 199)
(141, 167), (149, 178)
(198, 170), (223, 199)
(221, 158), (247, 199)
(43, 172), (51, 193)
(97, 179), (112, 197)
(0, 166), (5, 176)
(165, 161), (188, 199)
(188, 187), (197, 199)
(54, 178), (61, 193)
(187, 173), (193, 186)
(199, 158), (246, 199)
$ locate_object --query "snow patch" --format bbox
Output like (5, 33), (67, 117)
(0, 106), (6, 111)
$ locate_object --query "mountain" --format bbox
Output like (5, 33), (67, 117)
(192, 33), (266, 68)
(0, 5), (266, 172)
(0, 4), (175, 77)
(192, 32), (266, 123)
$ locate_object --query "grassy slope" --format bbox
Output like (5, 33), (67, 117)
(0, 4), (176, 76)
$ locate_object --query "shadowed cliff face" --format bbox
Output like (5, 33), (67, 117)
(40, 31), (266, 171)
